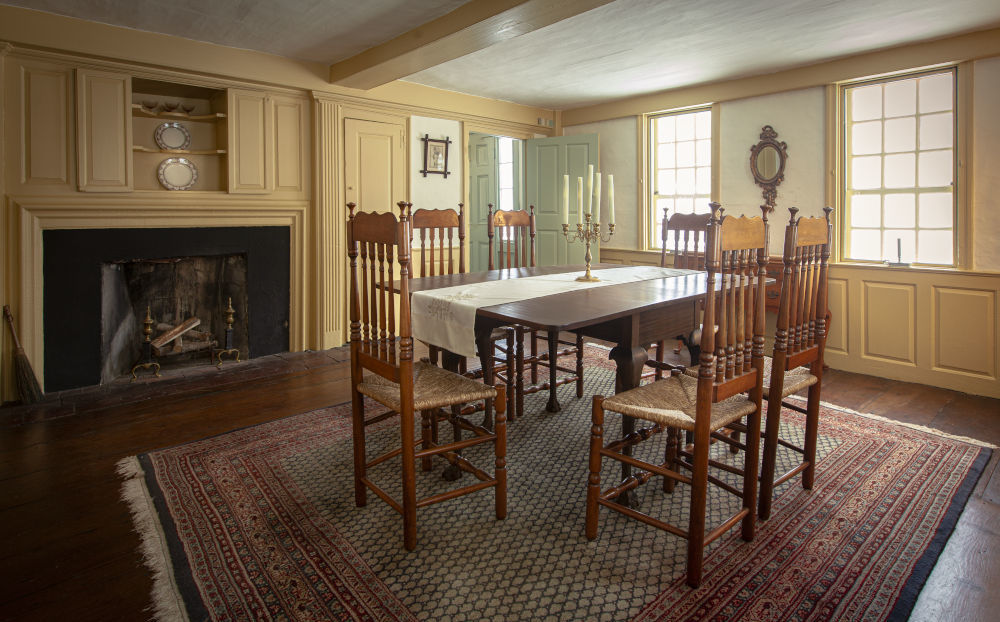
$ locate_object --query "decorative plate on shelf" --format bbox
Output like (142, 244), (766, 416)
(157, 157), (198, 190)
(154, 122), (191, 150)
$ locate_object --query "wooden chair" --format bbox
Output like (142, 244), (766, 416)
(586, 202), (768, 588)
(650, 209), (713, 378)
(757, 206), (833, 520)
(347, 201), (507, 550)
(406, 201), (517, 419)
(487, 204), (585, 420)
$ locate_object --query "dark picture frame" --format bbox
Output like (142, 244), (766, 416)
(420, 134), (451, 178)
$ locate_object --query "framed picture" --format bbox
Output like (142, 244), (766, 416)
(420, 134), (451, 178)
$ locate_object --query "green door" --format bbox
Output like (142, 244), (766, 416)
(525, 134), (599, 266)
(468, 132), (498, 271)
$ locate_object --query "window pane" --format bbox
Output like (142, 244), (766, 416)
(676, 114), (695, 141)
(696, 166), (711, 194)
(498, 165), (513, 188)
(656, 198), (673, 219)
(852, 85), (882, 121)
(657, 170), (675, 195)
(919, 73), (953, 113)
(695, 111), (711, 138)
(884, 193), (915, 227)
(884, 117), (916, 152)
(850, 194), (881, 227)
(917, 230), (953, 264)
(919, 193), (953, 228)
(884, 230), (915, 262)
(884, 79), (916, 117)
(676, 141), (695, 167)
(499, 188), (513, 211)
(693, 200), (711, 214)
(884, 153), (915, 188)
(498, 137), (513, 163)
(675, 197), (694, 213)
(657, 143), (675, 168)
(852, 121), (882, 155)
(920, 112), (953, 149)
(851, 155), (882, 189)
(850, 229), (882, 260)
(676, 168), (696, 194)
(656, 116), (675, 141)
(918, 150), (952, 187)
(695, 139), (711, 166)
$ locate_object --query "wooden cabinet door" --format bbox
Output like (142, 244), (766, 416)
(76, 69), (132, 192)
(271, 94), (309, 195)
(228, 88), (272, 193)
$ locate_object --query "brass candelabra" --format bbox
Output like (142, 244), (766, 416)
(562, 212), (615, 282)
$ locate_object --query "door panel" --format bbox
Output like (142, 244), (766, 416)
(468, 133), (497, 271)
(344, 118), (405, 213)
(526, 134), (599, 266)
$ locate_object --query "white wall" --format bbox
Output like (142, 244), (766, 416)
(564, 117), (638, 249)
(719, 88), (827, 255)
(409, 116), (463, 213)
(973, 57), (1000, 271)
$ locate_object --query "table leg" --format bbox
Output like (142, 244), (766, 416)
(608, 344), (648, 508)
(545, 331), (561, 413)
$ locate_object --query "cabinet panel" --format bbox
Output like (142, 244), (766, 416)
(272, 94), (309, 194)
(76, 69), (132, 191)
(228, 88), (270, 193)
(11, 61), (72, 187)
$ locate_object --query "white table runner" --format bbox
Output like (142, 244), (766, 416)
(411, 266), (697, 358)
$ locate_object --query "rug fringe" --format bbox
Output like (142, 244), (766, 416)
(116, 456), (190, 622)
(785, 395), (999, 449)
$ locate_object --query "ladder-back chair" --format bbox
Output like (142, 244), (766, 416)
(650, 209), (713, 377)
(586, 202), (768, 588)
(408, 201), (516, 420)
(487, 204), (585, 420)
(347, 201), (507, 550)
(757, 206), (833, 520)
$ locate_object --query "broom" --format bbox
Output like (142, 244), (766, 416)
(3, 304), (43, 404)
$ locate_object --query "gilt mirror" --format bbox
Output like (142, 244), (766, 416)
(749, 125), (788, 211)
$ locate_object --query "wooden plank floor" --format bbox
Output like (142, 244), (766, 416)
(0, 347), (997, 621)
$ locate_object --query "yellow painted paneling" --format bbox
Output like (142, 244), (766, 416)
(228, 88), (270, 193)
(20, 63), (71, 185)
(826, 277), (848, 354)
(273, 94), (308, 194)
(934, 287), (997, 377)
(76, 69), (132, 191)
(863, 281), (916, 364)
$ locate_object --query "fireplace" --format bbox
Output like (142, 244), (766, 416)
(43, 226), (290, 392)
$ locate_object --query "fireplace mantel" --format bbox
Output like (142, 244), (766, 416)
(5, 193), (309, 395)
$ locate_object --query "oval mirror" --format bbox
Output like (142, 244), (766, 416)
(749, 126), (788, 211)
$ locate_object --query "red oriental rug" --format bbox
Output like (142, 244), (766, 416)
(118, 357), (990, 621)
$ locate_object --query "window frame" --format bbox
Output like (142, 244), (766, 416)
(837, 66), (967, 268)
(642, 106), (716, 252)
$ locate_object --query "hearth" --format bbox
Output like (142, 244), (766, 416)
(43, 227), (290, 392)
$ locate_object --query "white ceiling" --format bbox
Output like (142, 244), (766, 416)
(4, 0), (1000, 110)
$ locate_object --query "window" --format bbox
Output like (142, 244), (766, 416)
(497, 136), (515, 211)
(842, 70), (955, 265)
(648, 109), (712, 249)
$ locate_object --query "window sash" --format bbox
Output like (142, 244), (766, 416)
(648, 108), (712, 250)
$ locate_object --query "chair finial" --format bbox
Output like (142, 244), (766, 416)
(397, 201), (410, 221)
(823, 206), (833, 222)
(788, 206), (800, 224)
(347, 202), (357, 220)
(708, 202), (722, 224)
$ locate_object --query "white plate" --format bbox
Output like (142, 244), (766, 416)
(157, 157), (198, 190)
(154, 122), (191, 150)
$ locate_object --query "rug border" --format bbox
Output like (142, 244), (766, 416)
(885, 446), (992, 621)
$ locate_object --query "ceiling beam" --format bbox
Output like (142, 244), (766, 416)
(328, 0), (615, 90)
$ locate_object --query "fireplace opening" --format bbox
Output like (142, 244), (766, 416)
(44, 226), (290, 392)
(100, 254), (250, 383)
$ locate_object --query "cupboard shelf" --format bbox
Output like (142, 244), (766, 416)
(133, 145), (227, 155)
(131, 104), (226, 121)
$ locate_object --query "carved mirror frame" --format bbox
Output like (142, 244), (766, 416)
(749, 125), (788, 211)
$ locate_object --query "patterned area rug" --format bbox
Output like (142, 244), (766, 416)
(119, 350), (991, 621)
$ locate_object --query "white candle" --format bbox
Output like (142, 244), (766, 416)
(594, 173), (602, 222)
(577, 177), (583, 222)
(562, 175), (569, 224)
(586, 164), (594, 216)
(608, 174), (615, 224)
